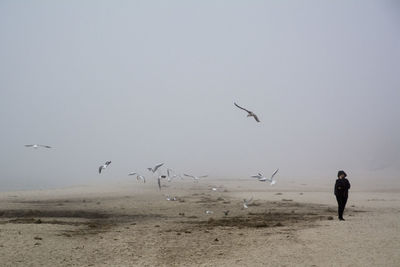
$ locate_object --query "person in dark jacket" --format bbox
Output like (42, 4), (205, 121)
(334, 170), (351, 221)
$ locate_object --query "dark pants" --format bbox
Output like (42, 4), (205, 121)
(336, 195), (348, 219)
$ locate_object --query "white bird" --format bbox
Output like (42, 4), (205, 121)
(136, 175), (146, 183)
(157, 176), (163, 190)
(234, 102), (260, 122)
(166, 195), (177, 201)
(184, 174), (208, 182)
(24, 144), (52, 149)
(128, 172), (146, 183)
(99, 161), (111, 174)
(147, 163), (164, 173)
(251, 168), (279, 185)
(167, 168), (181, 182)
(243, 197), (253, 209)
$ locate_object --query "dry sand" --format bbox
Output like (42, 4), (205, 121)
(1, 178), (399, 267)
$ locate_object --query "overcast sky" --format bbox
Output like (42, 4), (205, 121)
(1, 1), (399, 191)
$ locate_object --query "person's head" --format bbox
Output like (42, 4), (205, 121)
(337, 170), (347, 179)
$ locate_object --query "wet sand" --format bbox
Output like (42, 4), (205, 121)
(1, 179), (400, 266)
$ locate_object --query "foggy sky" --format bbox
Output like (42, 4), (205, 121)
(1, 1), (399, 191)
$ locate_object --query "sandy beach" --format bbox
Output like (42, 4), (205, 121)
(1, 178), (399, 267)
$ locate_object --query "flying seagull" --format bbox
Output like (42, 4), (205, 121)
(234, 102), (260, 122)
(147, 163), (164, 173)
(24, 144), (52, 149)
(243, 197), (253, 209)
(167, 168), (181, 182)
(136, 175), (146, 183)
(157, 175), (167, 190)
(99, 161), (111, 174)
(129, 172), (146, 183)
(184, 174), (208, 182)
(157, 176), (162, 190)
(223, 210), (230, 216)
(251, 168), (279, 185)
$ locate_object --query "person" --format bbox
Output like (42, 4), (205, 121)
(334, 170), (351, 221)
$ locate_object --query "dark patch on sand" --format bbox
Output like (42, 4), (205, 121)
(0, 209), (164, 236)
(180, 201), (333, 231)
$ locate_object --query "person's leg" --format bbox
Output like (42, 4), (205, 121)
(336, 196), (343, 219)
(341, 196), (348, 218)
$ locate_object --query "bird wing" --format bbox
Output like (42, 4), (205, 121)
(105, 161), (111, 166)
(245, 197), (253, 203)
(157, 177), (161, 190)
(234, 102), (251, 113)
(99, 166), (103, 174)
(24, 145), (34, 147)
(251, 175), (261, 178)
(129, 172), (137, 176)
(153, 163), (164, 172)
(39, 145), (52, 148)
(253, 114), (260, 122)
(199, 175), (208, 178)
(184, 174), (195, 178)
(270, 168), (279, 179)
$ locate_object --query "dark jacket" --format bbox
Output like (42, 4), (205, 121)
(334, 178), (351, 197)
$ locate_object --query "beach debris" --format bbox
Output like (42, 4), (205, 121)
(205, 210), (214, 214)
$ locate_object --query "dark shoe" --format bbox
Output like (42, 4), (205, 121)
(339, 218), (345, 221)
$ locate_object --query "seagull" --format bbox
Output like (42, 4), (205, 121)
(251, 168), (279, 185)
(234, 102), (260, 122)
(99, 161), (111, 174)
(24, 144), (52, 149)
(147, 163), (164, 173)
(129, 173), (146, 183)
(184, 174), (208, 182)
(223, 210), (230, 216)
(166, 195), (177, 201)
(136, 175), (146, 183)
(243, 197), (253, 209)
(157, 176), (162, 190)
(167, 168), (181, 182)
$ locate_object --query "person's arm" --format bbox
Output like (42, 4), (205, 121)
(347, 179), (351, 190)
(334, 180), (338, 195)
